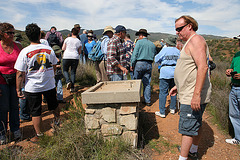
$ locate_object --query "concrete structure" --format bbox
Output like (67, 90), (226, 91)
(81, 80), (141, 147)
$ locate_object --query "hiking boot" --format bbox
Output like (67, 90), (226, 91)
(170, 109), (175, 115)
(0, 135), (7, 145)
(13, 129), (22, 141)
(225, 138), (240, 145)
(66, 82), (72, 90)
(155, 111), (165, 118)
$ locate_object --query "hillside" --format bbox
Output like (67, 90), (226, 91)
(207, 38), (239, 61)
(16, 28), (228, 48)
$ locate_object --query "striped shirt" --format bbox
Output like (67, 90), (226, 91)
(107, 35), (127, 75)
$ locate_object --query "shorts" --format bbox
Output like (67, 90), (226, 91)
(178, 103), (206, 136)
(25, 88), (58, 117)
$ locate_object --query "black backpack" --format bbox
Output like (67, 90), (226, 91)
(47, 32), (60, 47)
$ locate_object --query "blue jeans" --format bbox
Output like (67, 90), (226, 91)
(0, 84), (20, 136)
(159, 78), (176, 114)
(62, 59), (79, 89)
(55, 77), (63, 101)
(109, 74), (123, 81)
(19, 88), (30, 120)
(133, 61), (152, 104)
(229, 86), (240, 140)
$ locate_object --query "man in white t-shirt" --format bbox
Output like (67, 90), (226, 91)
(15, 23), (60, 143)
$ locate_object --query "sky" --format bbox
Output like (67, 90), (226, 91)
(0, 0), (239, 38)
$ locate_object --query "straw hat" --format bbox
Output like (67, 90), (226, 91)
(102, 26), (115, 35)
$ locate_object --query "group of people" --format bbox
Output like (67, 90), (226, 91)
(0, 14), (239, 160)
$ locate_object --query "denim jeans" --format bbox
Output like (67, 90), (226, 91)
(62, 59), (79, 89)
(55, 77), (63, 101)
(109, 74), (123, 81)
(19, 88), (30, 120)
(229, 86), (240, 140)
(159, 78), (176, 114)
(0, 84), (19, 136)
(133, 61), (152, 104)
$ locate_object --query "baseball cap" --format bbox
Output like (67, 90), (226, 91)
(115, 25), (126, 33)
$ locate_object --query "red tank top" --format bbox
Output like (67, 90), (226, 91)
(0, 42), (20, 84)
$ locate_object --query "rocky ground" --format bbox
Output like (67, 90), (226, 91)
(0, 84), (239, 160)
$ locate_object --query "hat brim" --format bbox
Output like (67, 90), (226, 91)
(102, 30), (115, 35)
(233, 36), (240, 40)
(135, 32), (150, 36)
(165, 39), (176, 46)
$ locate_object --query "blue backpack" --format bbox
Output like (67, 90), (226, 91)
(88, 37), (106, 61)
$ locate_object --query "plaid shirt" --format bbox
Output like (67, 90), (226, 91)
(107, 35), (127, 75)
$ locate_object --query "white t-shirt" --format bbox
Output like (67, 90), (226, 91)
(62, 37), (81, 59)
(14, 44), (58, 93)
(40, 39), (50, 46)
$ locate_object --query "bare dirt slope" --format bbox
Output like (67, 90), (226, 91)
(1, 84), (240, 160)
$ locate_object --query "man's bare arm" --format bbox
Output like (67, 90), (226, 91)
(188, 35), (209, 111)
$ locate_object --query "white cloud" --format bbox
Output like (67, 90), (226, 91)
(0, 0), (239, 37)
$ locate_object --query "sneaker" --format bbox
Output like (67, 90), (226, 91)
(66, 82), (72, 90)
(13, 130), (22, 140)
(225, 138), (240, 145)
(155, 111), (165, 118)
(170, 109), (175, 115)
(0, 135), (7, 145)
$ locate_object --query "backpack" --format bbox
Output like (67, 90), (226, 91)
(88, 37), (107, 61)
(47, 32), (60, 47)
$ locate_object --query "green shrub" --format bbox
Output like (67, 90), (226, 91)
(32, 95), (142, 160)
(208, 59), (232, 132)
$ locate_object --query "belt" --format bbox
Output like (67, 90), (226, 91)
(137, 60), (153, 63)
(161, 64), (176, 67)
(231, 83), (240, 87)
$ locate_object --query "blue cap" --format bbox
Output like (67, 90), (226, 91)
(115, 25), (126, 33)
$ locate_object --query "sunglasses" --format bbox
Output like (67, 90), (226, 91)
(4, 31), (15, 35)
(175, 24), (188, 32)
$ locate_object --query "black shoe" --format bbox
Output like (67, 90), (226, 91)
(146, 103), (151, 106)
(188, 152), (199, 160)
(177, 146), (199, 160)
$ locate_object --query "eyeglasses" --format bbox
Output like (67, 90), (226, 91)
(4, 31), (15, 35)
(175, 24), (188, 32)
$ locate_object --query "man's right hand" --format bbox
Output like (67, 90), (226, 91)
(226, 69), (233, 77)
(169, 86), (177, 96)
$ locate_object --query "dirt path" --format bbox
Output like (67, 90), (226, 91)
(1, 84), (240, 160)
(140, 86), (240, 160)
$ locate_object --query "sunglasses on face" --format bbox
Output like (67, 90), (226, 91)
(175, 24), (188, 32)
(4, 31), (15, 35)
